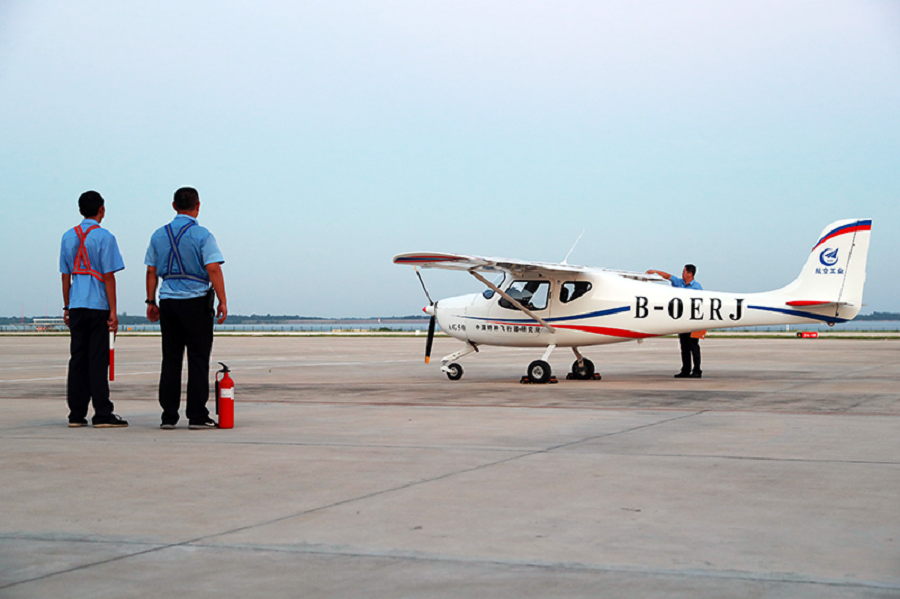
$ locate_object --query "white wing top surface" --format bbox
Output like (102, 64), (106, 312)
(392, 252), (668, 282)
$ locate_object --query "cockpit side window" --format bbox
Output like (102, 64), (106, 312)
(499, 280), (550, 311)
(560, 281), (592, 303)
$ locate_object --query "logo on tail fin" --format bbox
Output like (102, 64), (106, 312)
(819, 248), (839, 267)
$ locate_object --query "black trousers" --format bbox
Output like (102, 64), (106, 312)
(67, 308), (114, 422)
(678, 333), (701, 374)
(158, 292), (214, 424)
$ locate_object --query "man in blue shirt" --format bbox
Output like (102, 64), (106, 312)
(646, 264), (704, 378)
(145, 187), (227, 429)
(59, 191), (128, 427)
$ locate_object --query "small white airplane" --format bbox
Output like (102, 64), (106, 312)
(394, 219), (872, 383)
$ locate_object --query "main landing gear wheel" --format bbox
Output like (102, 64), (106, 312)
(446, 363), (463, 381)
(527, 360), (552, 384)
(570, 358), (595, 380)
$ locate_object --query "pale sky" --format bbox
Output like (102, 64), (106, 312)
(1, 0), (898, 317)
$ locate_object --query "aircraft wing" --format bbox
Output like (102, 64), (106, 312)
(393, 252), (587, 275)
(394, 253), (671, 282)
(604, 269), (669, 283)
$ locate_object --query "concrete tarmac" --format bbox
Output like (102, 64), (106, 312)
(1, 335), (898, 598)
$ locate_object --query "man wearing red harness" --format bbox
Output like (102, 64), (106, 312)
(59, 191), (128, 427)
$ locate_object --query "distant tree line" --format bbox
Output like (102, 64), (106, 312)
(852, 311), (900, 321)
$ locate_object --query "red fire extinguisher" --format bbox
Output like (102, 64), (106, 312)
(215, 362), (234, 429)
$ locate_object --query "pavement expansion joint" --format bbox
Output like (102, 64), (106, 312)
(142, 542), (900, 592)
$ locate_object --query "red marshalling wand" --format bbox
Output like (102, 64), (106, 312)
(109, 331), (115, 382)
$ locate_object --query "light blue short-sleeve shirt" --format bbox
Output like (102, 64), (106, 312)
(670, 276), (702, 290)
(59, 219), (126, 310)
(145, 215), (224, 300)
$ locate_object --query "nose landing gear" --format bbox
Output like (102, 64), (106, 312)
(445, 363), (463, 381)
(440, 342), (478, 381)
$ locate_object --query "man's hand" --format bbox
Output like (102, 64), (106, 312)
(147, 304), (160, 323)
(646, 269), (671, 280)
(61, 274), (71, 328)
(108, 312), (119, 333)
(206, 262), (227, 324)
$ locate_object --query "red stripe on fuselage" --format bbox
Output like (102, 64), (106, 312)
(554, 325), (657, 339)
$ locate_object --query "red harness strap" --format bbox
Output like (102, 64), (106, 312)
(72, 225), (104, 281)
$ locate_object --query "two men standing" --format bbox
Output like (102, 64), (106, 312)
(60, 187), (227, 429)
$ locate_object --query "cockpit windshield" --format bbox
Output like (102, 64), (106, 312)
(499, 281), (550, 311)
(482, 273), (506, 300)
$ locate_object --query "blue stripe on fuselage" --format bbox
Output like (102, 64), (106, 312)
(747, 305), (850, 324)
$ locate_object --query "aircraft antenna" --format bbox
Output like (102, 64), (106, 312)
(562, 230), (585, 265)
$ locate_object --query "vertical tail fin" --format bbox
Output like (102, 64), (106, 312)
(779, 219), (872, 320)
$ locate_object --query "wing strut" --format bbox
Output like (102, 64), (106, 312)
(468, 270), (557, 334)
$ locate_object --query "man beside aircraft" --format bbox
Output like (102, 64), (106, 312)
(645, 265), (703, 378)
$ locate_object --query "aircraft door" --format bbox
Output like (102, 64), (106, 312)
(551, 279), (594, 320)
(469, 279), (547, 343)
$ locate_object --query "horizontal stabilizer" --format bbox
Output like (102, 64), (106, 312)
(785, 300), (853, 308)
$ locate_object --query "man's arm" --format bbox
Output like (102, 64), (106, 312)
(645, 269), (672, 280)
(146, 266), (160, 322)
(61, 274), (71, 328)
(103, 272), (118, 333)
(206, 262), (227, 324)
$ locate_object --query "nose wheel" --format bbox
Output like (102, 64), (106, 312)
(445, 363), (463, 381)
(440, 342), (477, 381)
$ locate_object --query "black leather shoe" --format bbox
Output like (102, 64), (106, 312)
(93, 414), (128, 428)
(691, 371), (702, 378)
(188, 417), (218, 430)
(674, 372), (691, 378)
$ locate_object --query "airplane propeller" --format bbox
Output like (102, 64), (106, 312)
(415, 267), (437, 364)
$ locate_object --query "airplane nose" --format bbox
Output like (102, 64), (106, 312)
(423, 305), (435, 316)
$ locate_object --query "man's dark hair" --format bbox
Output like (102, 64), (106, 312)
(78, 191), (104, 218)
(685, 264), (697, 276)
(173, 187), (200, 211)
